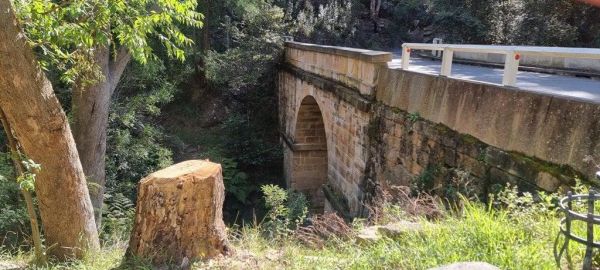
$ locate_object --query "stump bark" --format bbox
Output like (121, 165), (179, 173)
(127, 160), (228, 267)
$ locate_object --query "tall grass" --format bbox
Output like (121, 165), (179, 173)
(3, 187), (596, 269)
(200, 200), (561, 270)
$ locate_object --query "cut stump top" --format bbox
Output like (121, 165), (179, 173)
(142, 160), (221, 183)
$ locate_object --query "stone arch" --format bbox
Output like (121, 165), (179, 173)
(290, 95), (328, 213)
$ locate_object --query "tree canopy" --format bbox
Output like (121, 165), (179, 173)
(14, 0), (203, 85)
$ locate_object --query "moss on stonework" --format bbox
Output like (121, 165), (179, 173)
(367, 117), (382, 143)
(390, 107), (404, 115)
(434, 123), (452, 135)
(322, 184), (352, 219)
(460, 133), (480, 146)
(409, 113), (422, 123)
(508, 151), (585, 183)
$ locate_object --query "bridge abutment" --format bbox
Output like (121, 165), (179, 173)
(279, 42), (388, 215)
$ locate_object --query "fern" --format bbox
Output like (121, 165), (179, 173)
(101, 192), (135, 243)
(221, 158), (255, 205)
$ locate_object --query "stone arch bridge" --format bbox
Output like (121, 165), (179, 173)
(279, 42), (600, 217)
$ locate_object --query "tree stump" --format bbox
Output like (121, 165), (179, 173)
(127, 160), (228, 267)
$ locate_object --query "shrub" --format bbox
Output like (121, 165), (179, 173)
(204, 2), (285, 96)
(261, 184), (308, 238)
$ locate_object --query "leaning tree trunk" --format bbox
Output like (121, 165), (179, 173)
(72, 46), (130, 229)
(0, 0), (99, 259)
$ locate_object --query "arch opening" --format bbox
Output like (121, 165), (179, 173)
(291, 96), (328, 213)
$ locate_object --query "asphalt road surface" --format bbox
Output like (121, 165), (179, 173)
(388, 57), (600, 104)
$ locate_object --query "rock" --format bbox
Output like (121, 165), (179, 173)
(265, 249), (283, 261)
(377, 221), (422, 238)
(356, 226), (381, 244)
(535, 171), (561, 192)
(0, 262), (25, 270)
(356, 221), (424, 244)
(429, 262), (500, 270)
(127, 160), (229, 267)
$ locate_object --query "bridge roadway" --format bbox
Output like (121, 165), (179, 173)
(388, 57), (600, 104)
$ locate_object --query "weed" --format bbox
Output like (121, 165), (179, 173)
(407, 112), (421, 122)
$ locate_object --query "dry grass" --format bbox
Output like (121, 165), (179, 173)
(295, 212), (354, 248)
(366, 185), (444, 225)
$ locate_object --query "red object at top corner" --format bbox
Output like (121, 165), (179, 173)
(579, 0), (600, 7)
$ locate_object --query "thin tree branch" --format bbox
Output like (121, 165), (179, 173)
(0, 108), (46, 266)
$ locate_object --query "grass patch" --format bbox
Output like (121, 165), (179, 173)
(0, 243), (126, 270)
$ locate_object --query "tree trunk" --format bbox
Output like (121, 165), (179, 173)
(370, 0), (381, 33)
(72, 48), (111, 229)
(201, 0), (211, 53)
(191, 0), (211, 103)
(72, 46), (130, 230)
(0, 0), (99, 259)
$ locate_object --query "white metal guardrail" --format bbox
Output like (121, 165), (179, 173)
(401, 43), (600, 86)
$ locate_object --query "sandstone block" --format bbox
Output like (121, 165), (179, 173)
(377, 221), (423, 238)
(456, 153), (486, 178)
(127, 160), (228, 267)
(456, 135), (486, 158)
(535, 171), (561, 192)
(428, 262), (499, 270)
(356, 226), (381, 245)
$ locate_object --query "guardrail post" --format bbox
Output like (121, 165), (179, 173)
(441, 48), (453, 77)
(566, 191), (573, 266)
(401, 46), (411, 70)
(502, 51), (520, 86)
(584, 189), (596, 270)
(432, 38), (443, 57)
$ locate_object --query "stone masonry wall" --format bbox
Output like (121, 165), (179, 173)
(368, 105), (584, 200)
(285, 42), (391, 96)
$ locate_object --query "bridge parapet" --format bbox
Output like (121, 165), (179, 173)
(376, 68), (600, 180)
(285, 42), (391, 96)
